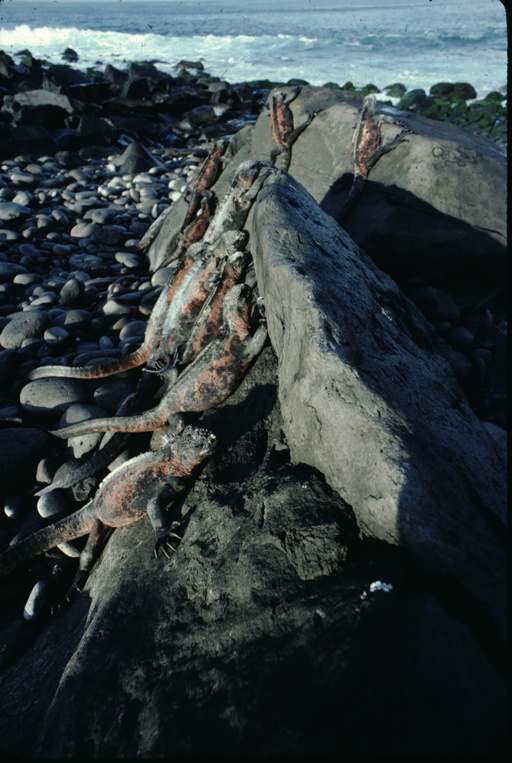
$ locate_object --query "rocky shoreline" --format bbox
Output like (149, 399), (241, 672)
(0, 50), (507, 756)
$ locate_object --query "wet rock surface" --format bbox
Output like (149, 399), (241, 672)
(0, 52), (507, 756)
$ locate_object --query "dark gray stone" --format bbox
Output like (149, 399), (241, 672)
(58, 279), (84, 307)
(0, 427), (49, 496)
(109, 141), (167, 175)
(0, 202), (32, 222)
(0, 310), (49, 350)
(19, 377), (90, 417)
(407, 285), (461, 323)
(92, 224), (127, 247)
(12, 126), (58, 157)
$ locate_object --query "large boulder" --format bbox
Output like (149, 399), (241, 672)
(249, 170), (506, 642)
(0, 349), (506, 756)
(235, 86), (506, 308)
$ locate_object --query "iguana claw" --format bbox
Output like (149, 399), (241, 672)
(154, 531), (182, 559)
(154, 520), (182, 559)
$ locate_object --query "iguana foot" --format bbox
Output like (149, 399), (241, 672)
(154, 522), (182, 559)
(51, 571), (87, 615)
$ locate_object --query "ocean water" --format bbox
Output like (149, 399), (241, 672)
(0, 0), (507, 100)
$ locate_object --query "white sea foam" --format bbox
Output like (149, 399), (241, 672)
(0, 8), (506, 99)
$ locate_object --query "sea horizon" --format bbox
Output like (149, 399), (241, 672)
(0, 0), (507, 100)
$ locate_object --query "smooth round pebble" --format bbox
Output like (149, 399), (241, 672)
(54, 309), (92, 331)
(11, 171), (37, 186)
(151, 267), (175, 287)
(53, 244), (74, 256)
(24, 580), (52, 621)
(58, 278), (83, 306)
(119, 320), (146, 342)
(90, 208), (117, 225)
(44, 325), (70, 344)
(4, 495), (23, 521)
(115, 252), (140, 268)
(0, 262), (29, 280)
(19, 243), (40, 258)
(37, 490), (70, 519)
(101, 298), (132, 318)
(31, 293), (56, 307)
(36, 456), (59, 484)
(0, 201), (32, 221)
(20, 378), (90, 417)
(93, 377), (135, 413)
(0, 309), (49, 349)
(1, 226), (22, 244)
(58, 402), (109, 458)
(69, 253), (104, 269)
(447, 326), (474, 348)
(12, 191), (33, 206)
(70, 221), (99, 238)
(57, 541), (82, 558)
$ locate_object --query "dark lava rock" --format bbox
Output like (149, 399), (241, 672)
(12, 125), (58, 157)
(42, 64), (88, 92)
(112, 140), (167, 174)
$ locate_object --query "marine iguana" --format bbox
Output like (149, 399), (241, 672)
(334, 93), (412, 222)
(203, 160), (277, 245)
(0, 426), (218, 602)
(161, 190), (215, 268)
(137, 139), (229, 255)
(268, 86), (318, 171)
(180, 248), (252, 365)
(144, 244), (219, 375)
(146, 230), (250, 375)
(182, 138), (230, 227)
(47, 283), (267, 438)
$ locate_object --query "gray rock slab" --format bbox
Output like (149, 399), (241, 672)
(20, 377), (90, 417)
(242, 86), (506, 308)
(249, 171), (506, 640)
(0, 310), (49, 350)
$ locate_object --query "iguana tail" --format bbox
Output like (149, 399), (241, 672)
(0, 502), (96, 579)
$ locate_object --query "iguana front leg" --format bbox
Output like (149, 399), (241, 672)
(147, 491), (182, 558)
(269, 87), (318, 171)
